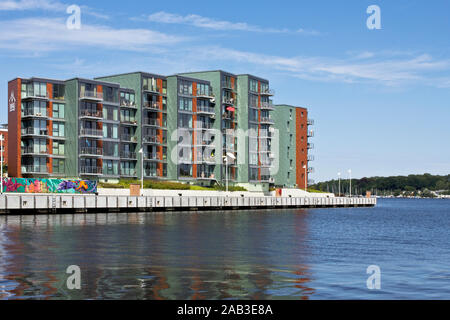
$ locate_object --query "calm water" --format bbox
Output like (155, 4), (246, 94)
(0, 198), (449, 300)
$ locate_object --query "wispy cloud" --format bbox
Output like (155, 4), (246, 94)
(0, 18), (188, 52)
(0, 0), (110, 19)
(145, 11), (320, 35)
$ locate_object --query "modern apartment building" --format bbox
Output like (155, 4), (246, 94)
(7, 71), (314, 190)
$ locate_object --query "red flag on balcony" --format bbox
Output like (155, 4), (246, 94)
(226, 107), (235, 112)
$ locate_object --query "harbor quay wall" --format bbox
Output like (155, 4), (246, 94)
(0, 194), (376, 215)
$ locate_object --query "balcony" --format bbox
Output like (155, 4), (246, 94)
(143, 136), (165, 144)
(121, 169), (137, 177)
(22, 109), (48, 119)
(120, 100), (137, 108)
(307, 167), (315, 174)
(221, 81), (235, 91)
(121, 134), (138, 143)
(80, 128), (103, 137)
(80, 91), (103, 101)
(260, 101), (275, 110)
(142, 118), (161, 127)
(120, 151), (137, 159)
(80, 166), (103, 175)
(22, 91), (49, 100)
(195, 122), (214, 130)
(121, 119), (138, 126)
(308, 130), (314, 137)
(143, 101), (163, 111)
(307, 119), (314, 126)
(197, 171), (216, 180)
(307, 143), (314, 149)
(21, 128), (48, 137)
(197, 90), (215, 99)
(308, 155), (315, 161)
(143, 85), (161, 94)
(196, 106), (215, 115)
(80, 109), (102, 119)
(22, 147), (49, 156)
(260, 88), (275, 96)
(144, 153), (159, 161)
(222, 97), (235, 105)
(260, 116), (274, 124)
(80, 147), (103, 156)
(22, 165), (49, 174)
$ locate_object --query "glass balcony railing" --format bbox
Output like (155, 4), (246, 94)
(22, 109), (47, 118)
(143, 101), (162, 110)
(260, 116), (274, 124)
(307, 119), (314, 126)
(80, 147), (103, 156)
(80, 109), (102, 118)
(142, 118), (161, 127)
(144, 153), (159, 161)
(22, 91), (49, 100)
(80, 91), (103, 100)
(261, 101), (275, 110)
(196, 106), (215, 114)
(79, 128), (103, 137)
(22, 147), (49, 155)
(120, 99), (136, 108)
(260, 88), (275, 96)
(22, 165), (49, 174)
(80, 166), (103, 175)
(120, 151), (137, 159)
(21, 128), (48, 136)
(121, 134), (138, 143)
(121, 169), (137, 176)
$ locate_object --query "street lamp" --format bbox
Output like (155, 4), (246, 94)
(348, 169), (352, 197)
(0, 134), (3, 194)
(138, 148), (143, 196)
(338, 172), (341, 197)
(303, 165), (307, 192)
(223, 152), (236, 193)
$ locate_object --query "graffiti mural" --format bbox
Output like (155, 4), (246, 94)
(2, 178), (97, 194)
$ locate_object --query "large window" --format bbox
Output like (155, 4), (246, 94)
(103, 160), (119, 176)
(120, 92), (135, 107)
(179, 97), (192, 111)
(53, 122), (65, 137)
(143, 77), (159, 92)
(197, 83), (211, 96)
(103, 106), (119, 121)
(53, 103), (64, 119)
(103, 86), (118, 103)
(103, 141), (119, 157)
(103, 123), (118, 139)
(178, 114), (192, 128)
(52, 84), (65, 100)
(121, 161), (136, 176)
(52, 141), (65, 155)
(249, 79), (258, 93)
(120, 109), (136, 123)
(179, 80), (193, 95)
(53, 159), (65, 174)
(22, 100), (47, 117)
(179, 164), (192, 178)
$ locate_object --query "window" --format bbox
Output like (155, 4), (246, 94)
(288, 172), (291, 179)
(22, 100), (47, 117)
(120, 92), (135, 106)
(162, 80), (167, 95)
(249, 79), (258, 92)
(249, 94), (258, 108)
(53, 122), (65, 137)
(34, 82), (47, 97)
(53, 159), (65, 174)
(103, 123), (119, 139)
(103, 86), (118, 103)
(52, 141), (65, 155)
(249, 109), (258, 122)
(103, 106), (118, 121)
(121, 109), (136, 123)
(143, 77), (159, 92)
(261, 82), (269, 93)
(179, 80), (193, 95)
(179, 97), (193, 111)
(179, 164), (192, 178)
(249, 153), (258, 166)
(103, 160), (119, 176)
(178, 114), (192, 128)
(53, 84), (65, 100)
(290, 109), (293, 120)
(121, 161), (136, 176)
(53, 103), (64, 119)
(104, 141), (119, 157)
(250, 168), (258, 181)
(197, 83), (211, 96)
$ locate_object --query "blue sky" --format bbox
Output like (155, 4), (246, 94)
(0, 0), (449, 182)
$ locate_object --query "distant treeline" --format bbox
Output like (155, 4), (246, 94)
(311, 174), (450, 196)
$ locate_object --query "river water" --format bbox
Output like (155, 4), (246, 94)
(0, 198), (448, 300)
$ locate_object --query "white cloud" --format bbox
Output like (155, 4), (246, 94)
(146, 11), (320, 35)
(0, 0), (65, 11)
(0, 18), (188, 52)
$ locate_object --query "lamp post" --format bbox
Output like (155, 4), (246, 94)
(338, 172), (341, 197)
(138, 148), (143, 196)
(348, 169), (352, 197)
(0, 134), (3, 194)
(303, 165), (307, 192)
(223, 152), (236, 193)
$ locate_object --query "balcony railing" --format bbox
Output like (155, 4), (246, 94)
(22, 165), (49, 174)
(121, 134), (138, 143)
(22, 147), (49, 155)
(307, 119), (314, 126)
(221, 81), (235, 91)
(307, 143), (314, 149)
(196, 122), (214, 130)
(260, 117), (274, 124)
(80, 128), (103, 137)
(143, 136), (165, 144)
(260, 101), (275, 110)
(22, 91), (49, 100)
(142, 118), (161, 127)
(308, 155), (315, 161)
(80, 166), (103, 175)
(143, 101), (162, 110)
(121, 119), (138, 126)
(120, 100), (137, 108)
(22, 109), (48, 118)
(260, 88), (275, 96)
(21, 128), (48, 136)
(143, 85), (161, 93)
(222, 97), (235, 105)
(144, 153), (159, 161)
(80, 91), (103, 100)
(120, 151), (137, 159)
(80, 109), (102, 118)
(196, 106), (215, 114)
(308, 130), (314, 137)
(197, 90), (215, 99)
(80, 147), (103, 156)
(307, 167), (315, 173)
(121, 169), (137, 177)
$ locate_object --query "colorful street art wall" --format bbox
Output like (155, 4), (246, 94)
(2, 178), (97, 194)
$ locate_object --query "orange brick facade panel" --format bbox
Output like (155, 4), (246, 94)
(296, 107), (308, 190)
(8, 79), (21, 178)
